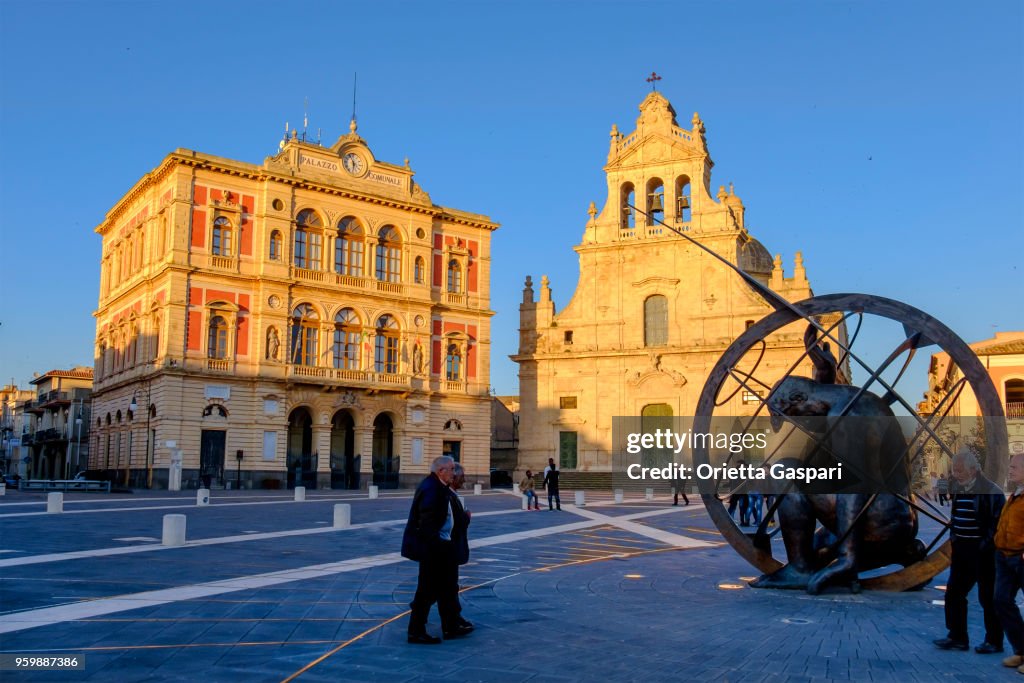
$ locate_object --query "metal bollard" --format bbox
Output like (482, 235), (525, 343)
(47, 492), (63, 513)
(645, 488), (654, 501)
(162, 514), (186, 546)
(294, 486), (306, 502)
(333, 504), (351, 528)
(614, 489), (623, 504)
(574, 490), (585, 507)
(196, 488), (210, 506)
(473, 483), (482, 495)
(368, 485), (379, 499)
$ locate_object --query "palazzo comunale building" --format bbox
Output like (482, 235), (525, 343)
(513, 92), (827, 474)
(90, 120), (497, 489)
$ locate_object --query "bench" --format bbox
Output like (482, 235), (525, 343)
(18, 479), (112, 493)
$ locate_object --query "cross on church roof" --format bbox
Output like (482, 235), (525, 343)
(646, 72), (662, 91)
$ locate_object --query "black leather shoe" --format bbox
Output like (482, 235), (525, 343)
(976, 642), (1004, 654)
(934, 637), (969, 651)
(443, 624), (474, 639)
(408, 632), (442, 644)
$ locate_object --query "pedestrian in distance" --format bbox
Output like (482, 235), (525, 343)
(520, 470), (541, 510)
(933, 450), (1005, 654)
(672, 477), (689, 506)
(543, 458), (562, 510)
(937, 473), (950, 506)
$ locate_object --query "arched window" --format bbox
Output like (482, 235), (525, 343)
(675, 175), (692, 224)
(97, 340), (107, 378)
(644, 295), (668, 346)
(294, 209), (323, 270)
(620, 182), (636, 230)
(269, 230), (283, 261)
(445, 343), (462, 381)
(646, 178), (665, 224)
(212, 217), (233, 256)
(151, 314), (161, 361)
(127, 324), (139, 367)
(333, 308), (361, 370)
(375, 226), (401, 282)
(290, 304), (320, 366)
(414, 256), (425, 284)
(374, 314), (400, 374)
(208, 315), (229, 359)
(446, 259), (462, 293)
(335, 217), (364, 277)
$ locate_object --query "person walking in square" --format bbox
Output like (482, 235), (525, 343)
(520, 469), (540, 510)
(933, 450), (1005, 654)
(672, 476), (689, 506)
(543, 458), (562, 510)
(401, 456), (468, 644)
(937, 473), (950, 506)
(442, 464), (474, 638)
(995, 453), (1024, 672)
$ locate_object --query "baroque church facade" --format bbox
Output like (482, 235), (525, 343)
(89, 120), (497, 489)
(513, 92), (821, 473)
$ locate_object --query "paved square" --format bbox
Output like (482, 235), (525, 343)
(0, 488), (1015, 681)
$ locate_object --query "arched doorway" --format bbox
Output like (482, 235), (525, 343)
(372, 413), (399, 488)
(331, 411), (358, 490)
(287, 407), (314, 489)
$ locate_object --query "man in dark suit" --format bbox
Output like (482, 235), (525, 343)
(401, 456), (472, 643)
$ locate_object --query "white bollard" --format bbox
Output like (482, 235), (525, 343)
(614, 489), (624, 504)
(645, 488), (654, 501)
(294, 486), (306, 502)
(368, 485), (379, 499)
(162, 514), (186, 546)
(521, 494), (529, 510)
(0, 483), (5, 496)
(333, 503), (351, 528)
(574, 490), (585, 507)
(47, 492), (63, 513)
(196, 488), (210, 506)
(473, 483), (482, 496)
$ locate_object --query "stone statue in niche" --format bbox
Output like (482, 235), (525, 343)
(412, 343), (424, 375)
(266, 327), (280, 361)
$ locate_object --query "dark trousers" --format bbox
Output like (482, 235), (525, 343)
(674, 490), (689, 505)
(548, 490), (561, 509)
(728, 494), (749, 524)
(409, 542), (458, 634)
(944, 538), (1002, 645)
(996, 552), (1024, 655)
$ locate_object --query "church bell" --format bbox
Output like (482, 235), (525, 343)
(649, 192), (664, 213)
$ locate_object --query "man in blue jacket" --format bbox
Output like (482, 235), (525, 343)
(402, 456), (472, 643)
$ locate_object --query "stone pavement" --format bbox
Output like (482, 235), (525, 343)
(0, 487), (1016, 682)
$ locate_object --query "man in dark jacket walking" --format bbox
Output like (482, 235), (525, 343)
(402, 456), (471, 643)
(543, 457), (561, 510)
(934, 450), (1006, 654)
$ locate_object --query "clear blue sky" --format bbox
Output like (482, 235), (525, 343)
(1, 1), (1021, 403)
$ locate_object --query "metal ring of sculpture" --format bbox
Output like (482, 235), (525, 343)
(693, 293), (1009, 592)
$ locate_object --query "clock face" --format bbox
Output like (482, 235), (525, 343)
(343, 153), (365, 175)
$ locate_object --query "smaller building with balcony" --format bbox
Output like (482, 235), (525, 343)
(918, 331), (1024, 473)
(19, 369), (93, 480)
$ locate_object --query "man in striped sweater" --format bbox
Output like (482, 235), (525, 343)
(934, 450), (1006, 654)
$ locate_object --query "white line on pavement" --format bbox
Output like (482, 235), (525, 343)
(0, 506), (708, 634)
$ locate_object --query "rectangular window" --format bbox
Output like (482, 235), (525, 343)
(295, 231), (308, 268)
(308, 232), (322, 270)
(559, 396), (577, 410)
(564, 330), (573, 344)
(262, 431), (277, 461)
(559, 431), (578, 470)
(742, 390), (764, 404)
